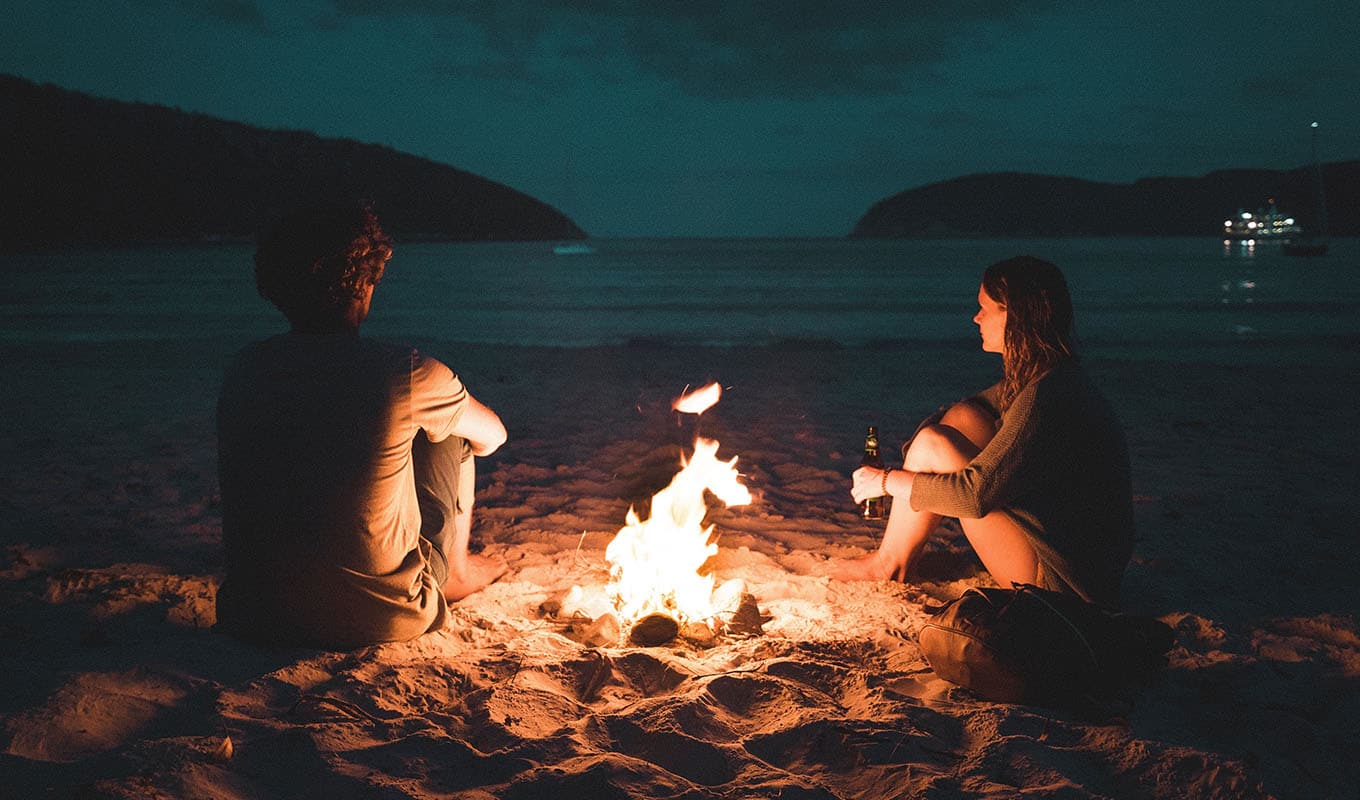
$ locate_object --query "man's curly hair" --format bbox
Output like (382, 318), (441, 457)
(254, 204), (393, 323)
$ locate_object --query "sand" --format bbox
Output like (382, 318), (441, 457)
(1, 339), (1357, 799)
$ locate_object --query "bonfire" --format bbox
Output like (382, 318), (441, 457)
(558, 382), (760, 646)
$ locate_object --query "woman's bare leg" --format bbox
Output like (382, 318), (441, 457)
(931, 401), (1039, 587)
(827, 498), (941, 581)
(829, 414), (974, 581)
(830, 400), (1035, 585)
(957, 511), (1039, 589)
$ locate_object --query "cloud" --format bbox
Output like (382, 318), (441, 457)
(972, 81), (1053, 101)
(134, 0), (268, 29)
(924, 108), (1002, 131)
(1120, 102), (1204, 121)
(1243, 64), (1360, 101)
(430, 56), (570, 94)
(328, 0), (1061, 98)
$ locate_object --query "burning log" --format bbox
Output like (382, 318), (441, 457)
(628, 612), (680, 647)
(624, 591), (768, 646)
(548, 587), (769, 648)
(723, 592), (769, 638)
(541, 599), (623, 648)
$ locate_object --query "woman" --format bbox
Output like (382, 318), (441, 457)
(842, 255), (1133, 609)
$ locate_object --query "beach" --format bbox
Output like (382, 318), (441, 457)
(2, 328), (1357, 798)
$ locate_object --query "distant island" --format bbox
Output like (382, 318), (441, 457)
(853, 164), (1358, 238)
(6, 73), (1357, 246)
(0, 74), (586, 249)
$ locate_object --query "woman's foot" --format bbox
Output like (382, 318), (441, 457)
(826, 550), (907, 582)
(442, 552), (509, 602)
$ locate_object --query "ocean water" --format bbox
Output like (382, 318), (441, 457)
(2, 237), (1357, 366)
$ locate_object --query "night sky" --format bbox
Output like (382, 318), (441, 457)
(5, 1), (1357, 237)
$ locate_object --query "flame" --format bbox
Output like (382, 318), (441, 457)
(605, 435), (750, 629)
(672, 381), (722, 415)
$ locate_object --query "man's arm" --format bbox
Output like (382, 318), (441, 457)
(451, 394), (506, 457)
(408, 349), (507, 456)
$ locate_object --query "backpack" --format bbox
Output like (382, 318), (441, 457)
(917, 583), (1174, 711)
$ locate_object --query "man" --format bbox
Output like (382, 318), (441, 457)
(216, 205), (506, 649)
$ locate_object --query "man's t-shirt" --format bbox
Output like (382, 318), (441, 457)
(215, 333), (467, 648)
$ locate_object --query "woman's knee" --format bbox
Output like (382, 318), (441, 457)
(904, 424), (976, 472)
(939, 400), (998, 450)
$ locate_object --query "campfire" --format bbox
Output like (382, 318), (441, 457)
(555, 382), (765, 646)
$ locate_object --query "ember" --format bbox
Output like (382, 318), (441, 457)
(671, 381), (723, 414)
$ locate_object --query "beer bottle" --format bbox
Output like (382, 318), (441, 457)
(860, 425), (886, 519)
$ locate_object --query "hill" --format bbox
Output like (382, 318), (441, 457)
(0, 74), (586, 249)
(852, 163), (1359, 238)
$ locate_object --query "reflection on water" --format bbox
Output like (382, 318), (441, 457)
(1220, 277), (1257, 304)
(1221, 238), (1258, 320)
(1219, 250), (1266, 340)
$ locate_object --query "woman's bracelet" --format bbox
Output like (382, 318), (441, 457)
(881, 467), (894, 497)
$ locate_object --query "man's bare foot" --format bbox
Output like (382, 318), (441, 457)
(826, 551), (907, 582)
(442, 553), (509, 602)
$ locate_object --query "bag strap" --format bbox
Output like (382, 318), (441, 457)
(1013, 583), (1101, 671)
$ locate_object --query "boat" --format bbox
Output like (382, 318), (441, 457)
(552, 242), (596, 256)
(1283, 122), (1329, 257)
(1222, 199), (1301, 243)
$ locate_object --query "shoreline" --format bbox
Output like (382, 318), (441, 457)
(1, 339), (1357, 798)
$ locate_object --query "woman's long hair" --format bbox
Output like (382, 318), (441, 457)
(982, 256), (1076, 410)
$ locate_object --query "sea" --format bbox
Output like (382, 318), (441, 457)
(2, 237), (1357, 367)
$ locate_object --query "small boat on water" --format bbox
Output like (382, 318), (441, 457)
(552, 242), (596, 256)
(1222, 200), (1300, 243)
(1223, 123), (1330, 256)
